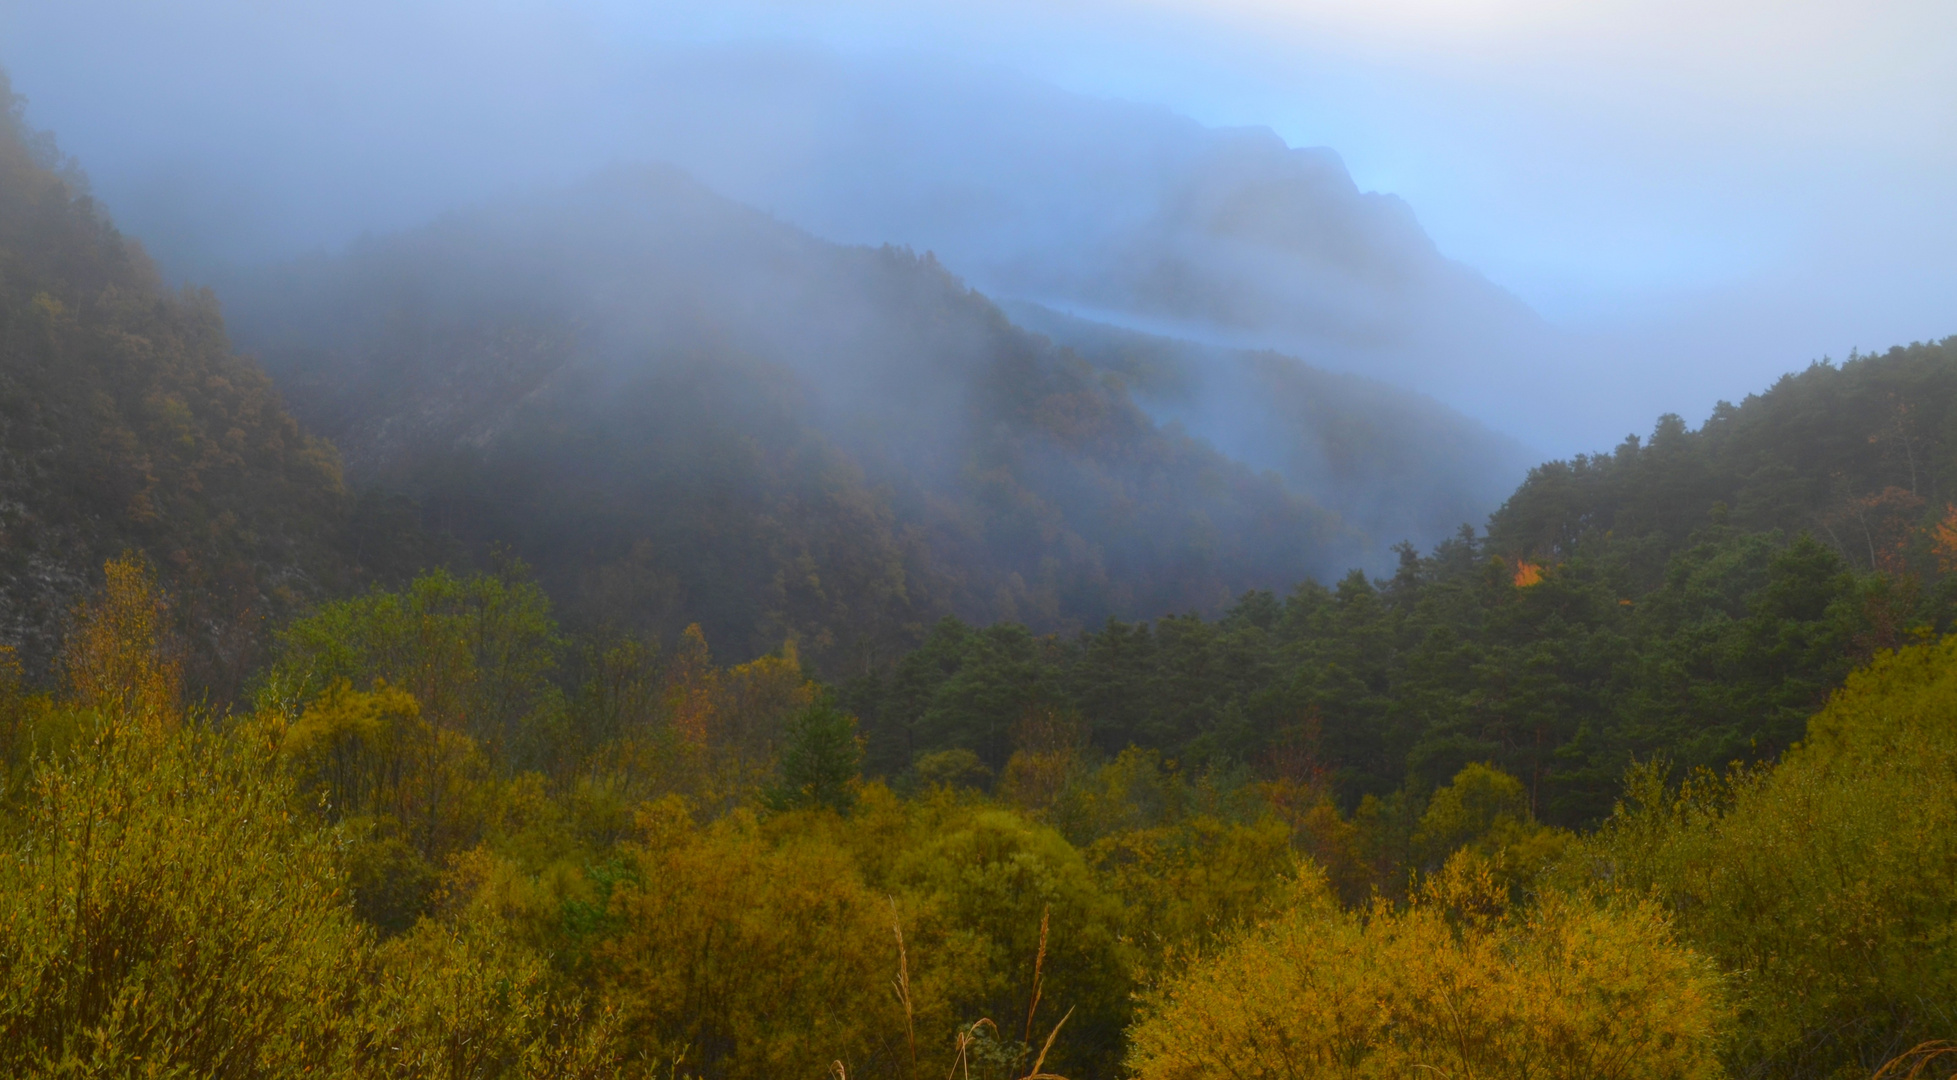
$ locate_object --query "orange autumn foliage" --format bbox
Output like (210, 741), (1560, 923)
(1933, 503), (1957, 573)
(62, 556), (181, 731)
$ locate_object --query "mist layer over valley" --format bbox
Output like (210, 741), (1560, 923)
(604, 50), (1558, 440)
(217, 165), (1528, 669)
(2, 27), (1571, 449)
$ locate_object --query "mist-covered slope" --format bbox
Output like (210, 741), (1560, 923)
(1002, 301), (1534, 555)
(225, 166), (1375, 671)
(841, 334), (1957, 835)
(612, 49), (1558, 436)
(43, 41), (1566, 446)
(0, 78), (385, 688)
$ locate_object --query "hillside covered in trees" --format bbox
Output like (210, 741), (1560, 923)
(6, 547), (1954, 1079)
(0, 75), (435, 695)
(218, 165), (1527, 673)
(845, 337), (1957, 825)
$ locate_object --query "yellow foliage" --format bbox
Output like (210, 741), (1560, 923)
(1574, 633), (1957, 1075)
(998, 746), (1083, 813)
(654, 627), (814, 810)
(1128, 854), (1727, 1080)
(0, 645), (56, 778)
(1933, 503), (1957, 573)
(282, 678), (491, 862)
(893, 806), (1135, 1076)
(1414, 762), (1572, 894)
(597, 798), (909, 1080)
(665, 623), (715, 747)
(0, 713), (364, 1075)
(998, 708), (1088, 815)
(1262, 778), (1373, 905)
(1047, 746), (1178, 840)
(706, 640), (813, 796)
(1088, 814), (1295, 967)
(61, 556), (180, 731)
(1513, 558), (1545, 587)
(0, 692), (616, 1077)
(355, 911), (621, 1080)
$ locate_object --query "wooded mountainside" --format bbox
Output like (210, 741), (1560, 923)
(219, 165), (1526, 673)
(846, 338), (1957, 826)
(0, 76), (438, 694)
(4, 70), (1957, 1080)
(1002, 301), (1533, 558)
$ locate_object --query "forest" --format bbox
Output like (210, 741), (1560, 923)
(8, 544), (1957, 1079)
(4, 63), (1957, 1080)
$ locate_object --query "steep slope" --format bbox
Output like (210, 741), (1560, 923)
(1002, 301), (1534, 557)
(225, 167), (1360, 672)
(0, 77), (389, 691)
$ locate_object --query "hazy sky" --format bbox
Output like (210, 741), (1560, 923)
(2, 0), (1951, 452)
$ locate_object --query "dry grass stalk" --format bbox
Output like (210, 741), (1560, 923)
(1874, 1041), (1957, 1080)
(1023, 904), (1050, 1045)
(1022, 1005), (1074, 1080)
(922, 907), (1072, 1080)
(890, 896), (919, 1080)
(947, 1018), (999, 1080)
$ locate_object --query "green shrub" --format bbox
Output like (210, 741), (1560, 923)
(1572, 634), (1957, 1076)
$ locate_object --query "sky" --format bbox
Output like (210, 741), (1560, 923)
(1, 0), (1952, 453)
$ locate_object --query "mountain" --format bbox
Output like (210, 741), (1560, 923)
(223, 166), (1371, 672)
(38, 43), (1568, 447)
(1001, 301), (1534, 556)
(0, 75), (402, 692)
(608, 48), (1560, 439)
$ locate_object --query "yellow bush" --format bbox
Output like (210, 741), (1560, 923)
(1413, 762), (1572, 895)
(61, 555), (181, 731)
(281, 678), (492, 858)
(0, 713), (364, 1076)
(0, 705), (620, 1079)
(1128, 855), (1726, 1080)
(0, 558), (621, 1078)
(597, 799), (907, 1080)
(1088, 814), (1295, 968)
(352, 913), (621, 1080)
(894, 806), (1134, 1078)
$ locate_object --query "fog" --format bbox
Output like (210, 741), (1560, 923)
(2, 0), (1950, 458)
(212, 164), (1414, 658)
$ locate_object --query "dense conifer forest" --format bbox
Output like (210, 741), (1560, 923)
(4, 68), (1957, 1080)
(846, 339), (1957, 826)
